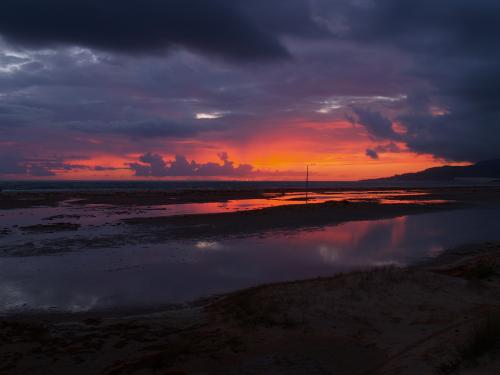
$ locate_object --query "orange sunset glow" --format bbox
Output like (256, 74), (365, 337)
(21, 117), (463, 181)
(0, 1), (496, 181)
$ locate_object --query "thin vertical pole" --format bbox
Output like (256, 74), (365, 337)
(305, 164), (309, 204)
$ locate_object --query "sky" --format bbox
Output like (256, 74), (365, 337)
(0, 0), (498, 180)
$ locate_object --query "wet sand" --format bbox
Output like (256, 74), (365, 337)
(124, 200), (463, 240)
(1, 242), (500, 375)
(0, 189), (279, 209)
(2, 186), (500, 209)
(120, 186), (500, 239)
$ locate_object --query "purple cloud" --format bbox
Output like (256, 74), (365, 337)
(129, 152), (254, 177)
(365, 149), (379, 160)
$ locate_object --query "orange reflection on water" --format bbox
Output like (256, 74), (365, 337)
(154, 190), (448, 217)
(390, 216), (407, 247)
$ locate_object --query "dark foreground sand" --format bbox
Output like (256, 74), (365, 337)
(2, 242), (500, 375)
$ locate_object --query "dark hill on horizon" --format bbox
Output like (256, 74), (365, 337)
(366, 159), (500, 182)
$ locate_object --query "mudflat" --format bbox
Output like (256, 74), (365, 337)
(124, 200), (462, 239)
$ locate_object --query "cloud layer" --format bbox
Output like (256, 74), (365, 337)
(343, 0), (500, 161)
(0, 0), (301, 61)
(0, 0), (499, 178)
(129, 152), (254, 177)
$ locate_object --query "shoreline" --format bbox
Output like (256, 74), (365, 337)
(6, 240), (500, 320)
(1, 241), (500, 374)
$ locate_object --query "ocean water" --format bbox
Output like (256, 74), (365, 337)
(0, 179), (486, 192)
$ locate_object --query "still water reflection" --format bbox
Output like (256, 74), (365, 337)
(0, 207), (499, 314)
(0, 190), (438, 230)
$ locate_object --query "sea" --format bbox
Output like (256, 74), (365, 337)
(0, 179), (488, 192)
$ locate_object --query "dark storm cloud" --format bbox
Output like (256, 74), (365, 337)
(0, 2), (408, 164)
(1, 0), (499, 172)
(346, 0), (500, 57)
(70, 118), (226, 139)
(0, 155), (26, 174)
(0, 155), (59, 176)
(365, 143), (402, 160)
(374, 143), (402, 154)
(0, 151), (121, 177)
(0, 0), (312, 61)
(93, 166), (125, 172)
(129, 152), (254, 177)
(28, 165), (56, 177)
(365, 149), (378, 160)
(341, 0), (500, 161)
(352, 108), (401, 141)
